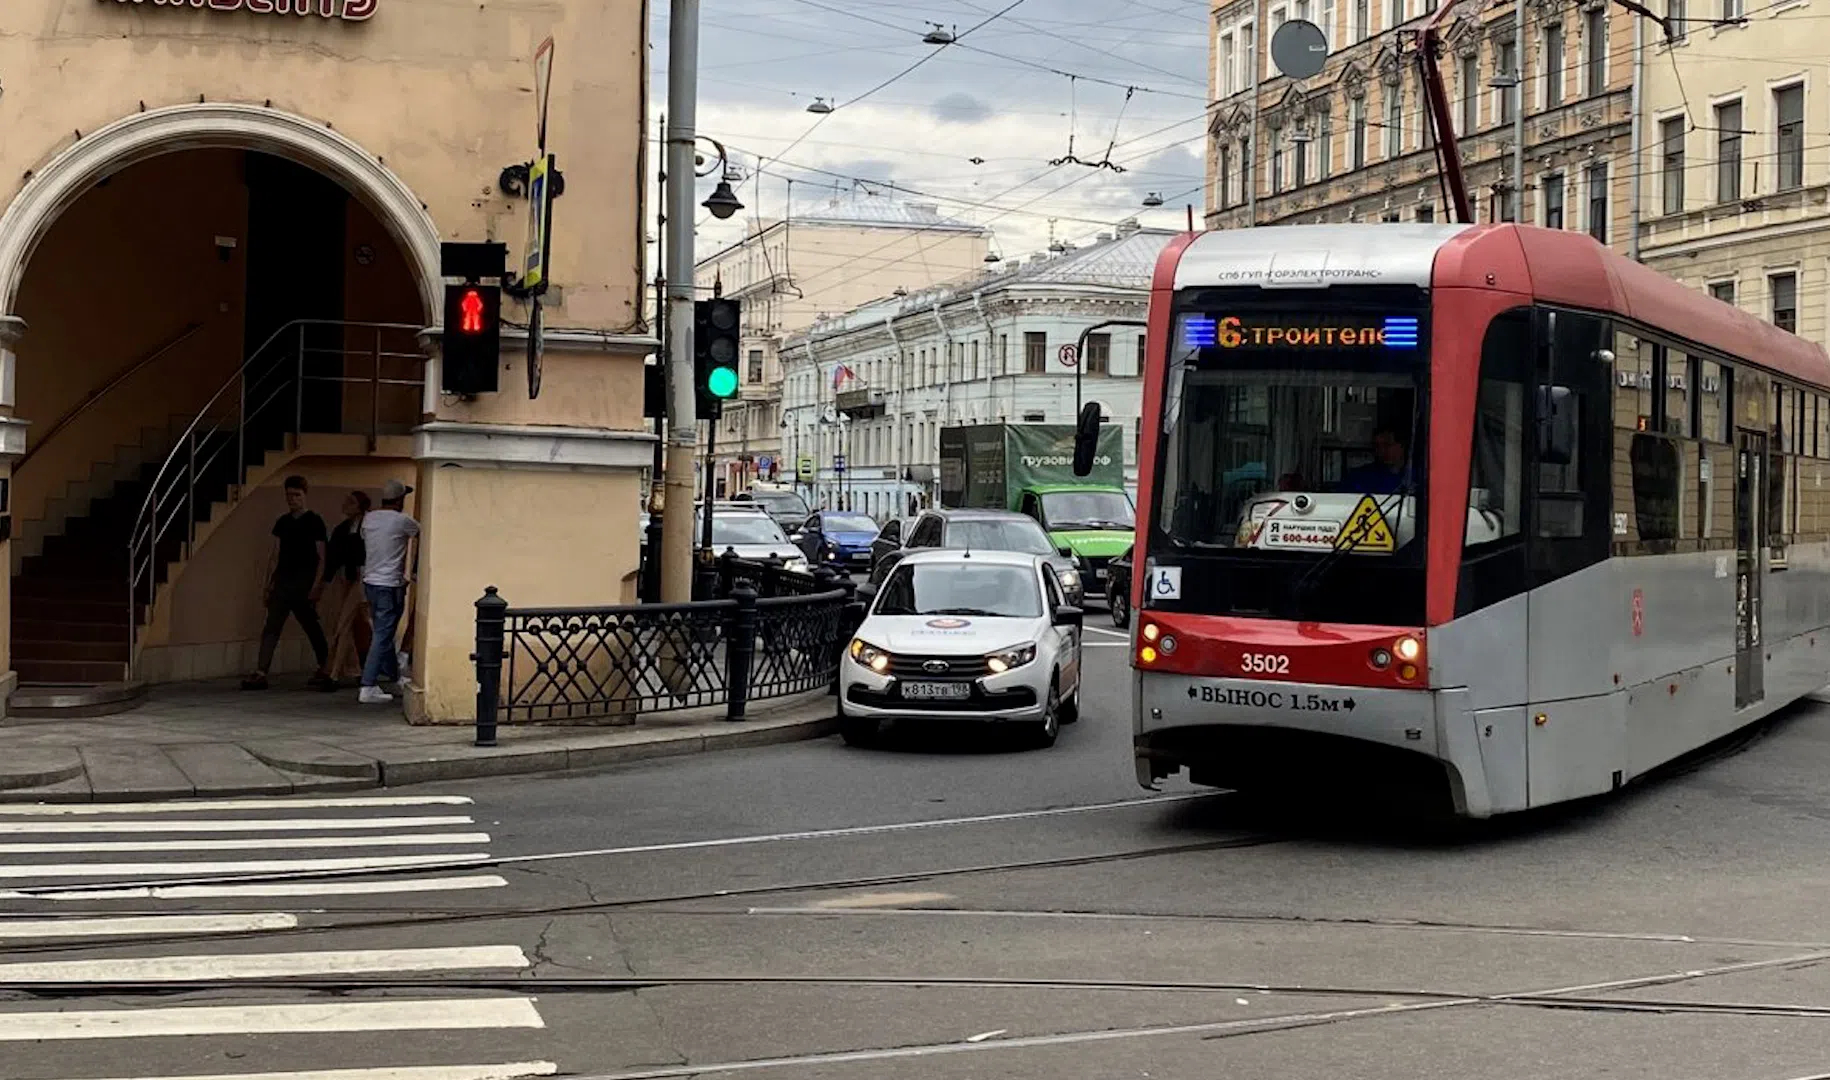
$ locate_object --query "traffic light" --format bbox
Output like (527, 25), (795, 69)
(442, 282), (501, 395)
(694, 298), (741, 419)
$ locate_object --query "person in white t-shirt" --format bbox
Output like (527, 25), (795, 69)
(357, 479), (420, 704)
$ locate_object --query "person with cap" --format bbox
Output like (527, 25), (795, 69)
(357, 478), (420, 704)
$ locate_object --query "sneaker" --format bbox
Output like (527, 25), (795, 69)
(307, 673), (338, 692)
(358, 685), (394, 704)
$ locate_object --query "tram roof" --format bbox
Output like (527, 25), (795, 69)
(1167, 223), (1830, 388)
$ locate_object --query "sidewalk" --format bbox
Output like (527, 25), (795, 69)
(0, 679), (839, 802)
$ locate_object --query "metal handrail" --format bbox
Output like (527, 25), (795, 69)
(19, 321), (205, 470)
(127, 319), (424, 673)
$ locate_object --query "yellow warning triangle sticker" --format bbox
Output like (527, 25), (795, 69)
(1335, 495), (1396, 553)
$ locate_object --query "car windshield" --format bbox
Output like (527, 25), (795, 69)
(1040, 491), (1135, 531)
(706, 514), (789, 546)
(876, 563), (1043, 618)
(748, 491), (808, 518)
(947, 518), (1056, 555)
(823, 513), (877, 533)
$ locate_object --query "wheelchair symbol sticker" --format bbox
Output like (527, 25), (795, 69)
(1150, 566), (1182, 600)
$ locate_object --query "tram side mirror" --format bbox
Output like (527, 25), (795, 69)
(1537, 385), (1578, 466)
(1072, 402), (1102, 477)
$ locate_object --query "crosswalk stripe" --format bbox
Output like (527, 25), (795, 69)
(74, 1064), (559, 1080)
(0, 816), (477, 835)
(0, 997), (545, 1040)
(0, 833), (491, 855)
(0, 913), (298, 939)
(0, 853), (486, 881)
(0, 874), (512, 901)
(0, 945), (529, 983)
(0, 796), (474, 816)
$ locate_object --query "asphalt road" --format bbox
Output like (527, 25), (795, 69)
(16, 613), (1830, 1080)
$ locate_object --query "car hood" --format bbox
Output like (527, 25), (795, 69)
(720, 542), (804, 562)
(1052, 530), (1136, 558)
(856, 614), (1046, 654)
(825, 530), (877, 546)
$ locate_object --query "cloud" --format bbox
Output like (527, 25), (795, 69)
(930, 92), (992, 125)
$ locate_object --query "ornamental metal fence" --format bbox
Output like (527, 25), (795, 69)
(470, 561), (865, 746)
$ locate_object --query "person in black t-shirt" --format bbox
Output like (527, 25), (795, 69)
(242, 475), (332, 691)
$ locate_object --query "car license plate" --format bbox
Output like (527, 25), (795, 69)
(851, 551), (870, 562)
(1093, 568), (1107, 580)
(902, 681), (971, 701)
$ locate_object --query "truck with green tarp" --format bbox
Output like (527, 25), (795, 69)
(937, 423), (1136, 603)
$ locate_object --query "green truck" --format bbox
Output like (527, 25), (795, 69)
(937, 423), (1136, 602)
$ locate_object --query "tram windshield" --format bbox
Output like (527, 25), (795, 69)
(1150, 300), (1429, 624)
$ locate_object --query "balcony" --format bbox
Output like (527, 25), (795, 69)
(836, 387), (885, 419)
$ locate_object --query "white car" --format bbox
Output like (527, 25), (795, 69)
(838, 549), (1083, 748)
(698, 506), (811, 573)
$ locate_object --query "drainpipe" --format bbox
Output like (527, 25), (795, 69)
(886, 315), (905, 510)
(1248, 0), (1263, 227)
(1627, 12), (1644, 260)
(1511, 0), (1525, 222)
(930, 301), (955, 425)
(972, 289), (996, 419)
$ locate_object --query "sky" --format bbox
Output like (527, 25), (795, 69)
(648, 0), (1212, 273)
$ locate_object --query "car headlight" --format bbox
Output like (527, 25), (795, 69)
(784, 555), (810, 573)
(1056, 567), (1082, 591)
(849, 637), (893, 674)
(986, 642), (1038, 674)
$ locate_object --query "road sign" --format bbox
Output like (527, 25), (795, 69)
(797, 456), (815, 481)
(833, 454), (848, 474)
(1058, 343), (1079, 368)
(758, 455), (774, 473)
(523, 154), (554, 294)
(533, 36), (555, 151)
(1270, 19), (1328, 80)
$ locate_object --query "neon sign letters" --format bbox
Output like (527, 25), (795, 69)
(99, 0), (377, 20)
(1180, 314), (1419, 351)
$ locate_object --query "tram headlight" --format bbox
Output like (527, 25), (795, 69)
(1398, 662), (1419, 682)
(1394, 635), (1422, 663)
(1142, 623), (1160, 642)
(1139, 646), (1159, 664)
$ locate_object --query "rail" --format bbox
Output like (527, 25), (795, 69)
(126, 320), (425, 673)
(18, 321), (204, 471)
(470, 566), (867, 744)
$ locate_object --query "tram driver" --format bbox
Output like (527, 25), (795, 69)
(1340, 427), (1413, 494)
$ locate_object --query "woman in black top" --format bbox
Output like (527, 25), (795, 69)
(322, 491), (373, 686)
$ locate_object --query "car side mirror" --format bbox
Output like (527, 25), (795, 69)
(1057, 546), (1074, 559)
(789, 530), (804, 541)
(1072, 401), (1102, 477)
(1053, 604), (1084, 627)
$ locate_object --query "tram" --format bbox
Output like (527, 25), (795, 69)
(1121, 223), (1830, 816)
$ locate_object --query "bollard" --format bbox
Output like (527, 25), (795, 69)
(640, 516), (665, 602)
(472, 586), (509, 748)
(830, 573), (866, 696)
(725, 579), (759, 720)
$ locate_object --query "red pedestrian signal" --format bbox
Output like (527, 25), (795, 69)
(459, 288), (485, 334)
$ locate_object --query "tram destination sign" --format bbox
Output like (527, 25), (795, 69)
(1179, 312), (1420, 353)
(99, 0), (377, 20)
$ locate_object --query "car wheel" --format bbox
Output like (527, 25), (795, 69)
(1058, 683), (1081, 725)
(1109, 584), (1130, 629)
(1030, 678), (1061, 748)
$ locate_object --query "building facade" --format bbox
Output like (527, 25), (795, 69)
(691, 199), (988, 498)
(778, 223), (1171, 521)
(1636, 1), (1830, 345)
(1, 2), (652, 720)
(1207, 0), (1635, 244)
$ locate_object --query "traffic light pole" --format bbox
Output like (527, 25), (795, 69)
(659, 0), (703, 604)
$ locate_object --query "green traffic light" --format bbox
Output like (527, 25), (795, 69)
(707, 365), (739, 399)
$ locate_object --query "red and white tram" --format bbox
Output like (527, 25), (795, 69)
(1122, 223), (1830, 816)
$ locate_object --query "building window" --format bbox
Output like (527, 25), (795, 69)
(1385, 85), (1404, 157)
(1217, 144), (1232, 208)
(1497, 40), (1517, 123)
(1296, 0), (1311, 19)
(1136, 334), (1148, 374)
(1318, 109), (1334, 178)
(1240, 137), (1253, 200)
(1709, 280), (1736, 305)
(1294, 125), (1309, 186)
(1586, 161), (1608, 241)
(1660, 116), (1685, 215)
(1270, 125), (1285, 192)
(1459, 54), (1479, 133)
(1415, 203), (1435, 222)
(1542, 23), (1564, 108)
(1350, 98), (1367, 169)
(1776, 84), (1804, 191)
(1585, 9), (1606, 95)
(1320, 0), (1336, 43)
(1388, 0), (1403, 29)
(1716, 100), (1742, 202)
(1353, 0), (1369, 40)
(1543, 173), (1565, 228)
(1086, 333), (1111, 375)
(1220, 34), (1236, 96)
(997, 334), (1009, 373)
(1669, 0), (1686, 41)
(1491, 188), (1516, 222)
(971, 339), (981, 380)
(747, 349), (764, 384)
(1024, 332), (1046, 373)
(1272, 5), (1288, 32)
(1771, 273), (1798, 333)
(1720, 0), (1742, 18)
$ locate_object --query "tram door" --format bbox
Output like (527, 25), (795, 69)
(1735, 430), (1766, 708)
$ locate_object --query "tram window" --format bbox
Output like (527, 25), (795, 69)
(1698, 360), (1728, 442)
(1469, 318), (1527, 548)
(1664, 349), (1692, 438)
(1612, 330), (1655, 431)
(1535, 309), (1611, 551)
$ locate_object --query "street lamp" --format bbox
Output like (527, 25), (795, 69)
(694, 137), (745, 220)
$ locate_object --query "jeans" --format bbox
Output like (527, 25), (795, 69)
(362, 584), (406, 687)
(258, 579), (329, 673)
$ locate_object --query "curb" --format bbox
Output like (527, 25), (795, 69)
(0, 748), (86, 791)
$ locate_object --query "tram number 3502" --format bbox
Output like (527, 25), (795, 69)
(1239, 653), (1292, 674)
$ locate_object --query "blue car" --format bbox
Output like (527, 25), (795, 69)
(792, 511), (880, 570)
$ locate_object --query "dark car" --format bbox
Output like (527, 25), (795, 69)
(870, 508), (1084, 606)
(1106, 544), (1133, 629)
(791, 511), (879, 571)
(870, 516), (914, 569)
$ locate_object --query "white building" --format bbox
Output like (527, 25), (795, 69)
(779, 221), (1173, 520)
